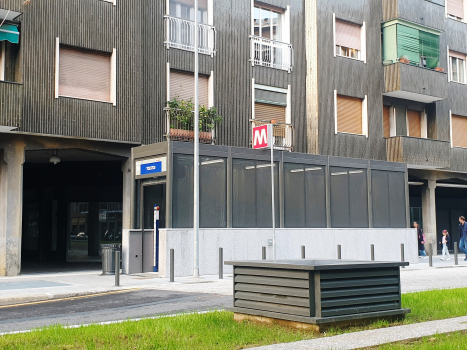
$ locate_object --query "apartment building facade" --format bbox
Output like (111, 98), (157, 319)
(2, 0), (463, 276)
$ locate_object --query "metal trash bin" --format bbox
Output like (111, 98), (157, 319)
(101, 243), (121, 275)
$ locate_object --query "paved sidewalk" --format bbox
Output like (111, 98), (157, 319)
(0, 258), (466, 306)
(251, 315), (467, 349)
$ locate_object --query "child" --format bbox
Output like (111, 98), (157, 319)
(440, 229), (451, 261)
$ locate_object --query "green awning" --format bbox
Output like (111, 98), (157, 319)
(0, 24), (19, 44)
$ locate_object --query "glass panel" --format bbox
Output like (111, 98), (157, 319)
(305, 166), (327, 227)
(272, 11), (281, 41)
(254, 7), (261, 37)
(200, 156), (227, 228)
(459, 58), (465, 83)
(143, 185), (166, 229)
(261, 8), (271, 39)
(397, 24), (420, 64)
(452, 57), (459, 82)
(388, 172), (407, 228)
(173, 154), (194, 228)
(284, 163), (306, 228)
(255, 161), (280, 228)
(420, 31), (439, 68)
(372, 170), (390, 228)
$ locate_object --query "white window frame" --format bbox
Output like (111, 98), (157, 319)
(111, 48), (117, 106)
(102, 0), (116, 5)
(405, 108), (427, 138)
(449, 55), (466, 84)
(0, 41), (5, 81)
(450, 109), (453, 148)
(55, 37), (60, 99)
(333, 14), (366, 63)
(334, 90), (368, 137)
(445, 0), (467, 22)
(389, 106), (396, 137)
(252, 2), (288, 43)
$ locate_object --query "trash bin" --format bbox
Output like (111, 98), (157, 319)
(101, 243), (121, 275)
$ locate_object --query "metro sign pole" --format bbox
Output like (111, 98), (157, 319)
(252, 124), (276, 259)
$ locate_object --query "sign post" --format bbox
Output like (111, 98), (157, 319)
(252, 124), (276, 259)
(193, 0), (200, 278)
(153, 205), (159, 272)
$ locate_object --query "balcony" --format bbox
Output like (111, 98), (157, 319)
(250, 119), (295, 151)
(383, 63), (447, 103)
(386, 136), (450, 169)
(165, 107), (216, 144)
(164, 16), (217, 56)
(250, 36), (294, 73)
(0, 81), (22, 130)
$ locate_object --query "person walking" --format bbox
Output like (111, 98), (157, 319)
(459, 216), (467, 261)
(439, 229), (450, 261)
(415, 222), (427, 258)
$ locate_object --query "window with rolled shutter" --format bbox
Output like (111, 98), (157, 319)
(335, 19), (362, 51)
(452, 114), (467, 148)
(59, 45), (112, 102)
(170, 69), (209, 107)
(255, 103), (286, 123)
(407, 109), (422, 138)
(383, 105), (391, 138)
(336, 95), (363, 135)
(447, 0), (464, 19)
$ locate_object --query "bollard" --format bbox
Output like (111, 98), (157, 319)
(301, 246), (305, 259)
(455, 242), (459, 266)
(115, 250), (120, 287)
(337, 245), (341, 260)
(262, 246), (266, 260)
(371, 244), (375, 261)
(428, 243), (433, 267)
(219, 247), (223, 279)
(170, 249), (174, 282)
(401, 244), (405, 268)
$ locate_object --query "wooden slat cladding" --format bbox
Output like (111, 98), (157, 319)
(383, 105), (390, 138)
(407, 109), (421, 138)
(16, 0), (142, 143)
(386, 136), (404, 163)
(336, 95), (363, 135)
(451, 114), (467, 148)
(384, 64), (401, 93)
(59, 46), (112, 102)
(255, 103), (286, 123)
(0, 81), (22, 128)
(170, 70), (209, 107)
(382, 0), (398, 22)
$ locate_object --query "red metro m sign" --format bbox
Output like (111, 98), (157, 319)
(252, 124), (273, 150)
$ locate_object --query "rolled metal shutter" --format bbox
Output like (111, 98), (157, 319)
(447, 0), (463, 18)
(407, 109), (421, 138)
(335, 19), (361, 51)
(59, 46), (111, 102)
(336, 95), (363, 135)
(452, 114), (467, 148)
(383, 105), (390, 138)
(255, 103), (286, 123)
(170, 70), (209, 107)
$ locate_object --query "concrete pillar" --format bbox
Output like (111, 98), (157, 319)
(121, 157), (133, 274)
(422, 180), (437, 255)
(0, 139), (25, 276)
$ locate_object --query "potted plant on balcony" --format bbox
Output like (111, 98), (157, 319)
(399, 55), (410, 64)
(435, 66), (445, 72)
(167, 97), (222, 143)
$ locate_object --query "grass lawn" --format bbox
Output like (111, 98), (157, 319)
(375, 331), (467, 349)
(2, 288), (467, 350)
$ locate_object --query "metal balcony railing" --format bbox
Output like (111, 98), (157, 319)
(165, 108), (216, 144)
(250, 119), (295, 151)
(250, 35), (294, 73)
(164, 16), (217, 56)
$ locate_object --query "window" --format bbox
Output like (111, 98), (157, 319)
(335, 93), (368, 136)
(449, 50), (466, 83)
(372, 170), (406, 228)
(330, 167), (369, 228)
(169, 0), (208, 24)
(451, 114), (467, 148)
(0, 22), (20, 82)
(383, 105), (396, 138)
(447, 0), (464, 21)
(169, 69), (209, 106)
(334, 18), (363, 60)
(407, 109), (427, 138)
(57, 44), (115, 103)
(253, 3), (283, 41)
(382, 21), (440, 69)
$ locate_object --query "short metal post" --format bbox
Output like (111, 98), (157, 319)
(455, 242), (459, 266)
(337, 245), (341, 259)
(219, 247), (223, 279)
(371, 244), (375, 261)
(115, 250), (120, 287)
(428, 243), (433, 267)
(401, 244), (405, 267)
(262, 246), (266, 260)
(170, 249), (174, 282)
(301, 245), (305, 259)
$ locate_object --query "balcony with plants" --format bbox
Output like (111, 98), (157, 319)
(382, 19), (447, 103)
(165, 97), (221, 144)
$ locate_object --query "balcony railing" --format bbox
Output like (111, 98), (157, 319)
(250, 119), (295, 151)
(164, 15), (217, 56)
(250, 35), (294, 73)
(165, 108), (216, 144)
